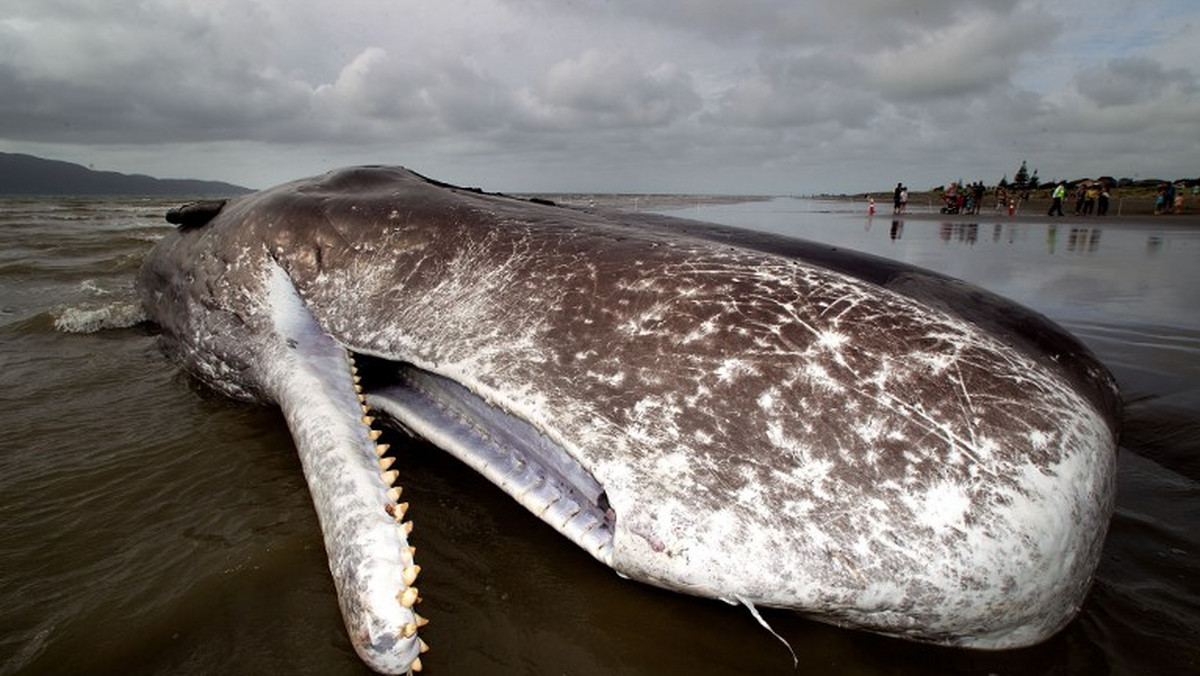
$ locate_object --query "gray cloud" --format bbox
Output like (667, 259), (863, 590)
(0, 0), (1196, 192)
(1075, 57), (1198, 108)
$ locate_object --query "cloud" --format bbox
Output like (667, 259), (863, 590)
(1074, 56), (1198, 108)
(862, 5), (1058, 101)
(515, 50), (702, 130)
(709, 54), (878, 129)
(0, 0), (1196, 192)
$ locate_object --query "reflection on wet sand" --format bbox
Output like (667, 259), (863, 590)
(938, 222), (979, 244)
(1067, 227), (1102, 253)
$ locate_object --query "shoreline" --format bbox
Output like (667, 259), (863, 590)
(866, 200), (1200, 227)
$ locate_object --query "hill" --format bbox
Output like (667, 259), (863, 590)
(0, 152), (252, 196)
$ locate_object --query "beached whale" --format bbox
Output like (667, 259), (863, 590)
(138, 166), (1120, 674)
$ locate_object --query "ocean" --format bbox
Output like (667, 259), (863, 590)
(1, 195), (1197, 675)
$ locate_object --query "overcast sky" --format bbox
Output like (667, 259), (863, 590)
(2, 0), (1197, 194)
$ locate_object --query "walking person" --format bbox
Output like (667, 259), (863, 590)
(1048, 182), (1066, 216)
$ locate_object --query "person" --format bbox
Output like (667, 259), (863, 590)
(899, 185), (908, 214)
(1048, 182), (1066, 216)
(1083, 183), (1099, 215)
(1073, 182), (1087, 215)
(1097, 182), (1110, 216)
(893, 183), (903, 214)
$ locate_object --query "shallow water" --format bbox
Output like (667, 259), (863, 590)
(1, 196), (1196, 675)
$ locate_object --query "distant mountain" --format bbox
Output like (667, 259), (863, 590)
(0, 152), (253, 196)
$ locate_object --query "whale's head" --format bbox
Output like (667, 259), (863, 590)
(139, 166), (1121, 671)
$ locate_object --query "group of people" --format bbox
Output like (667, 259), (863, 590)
(1048, 180), (1111, 217)
(1155, 182), (1187, 215)
(941, 181), (990, 215)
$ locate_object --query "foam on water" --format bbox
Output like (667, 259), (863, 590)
(53, 301), (146, 333)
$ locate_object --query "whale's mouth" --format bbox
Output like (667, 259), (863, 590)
(352, 354), (617, 566)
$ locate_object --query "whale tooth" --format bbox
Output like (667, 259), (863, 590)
(379, 456), (395, 471)
(353, 374), (362, 383)
(360, 402), (369, 412)
(399, 586), (420, 608)
(403, 565), (421, 586)
(402, 622), (418, 638)
(411, 657), (423, 672)
(362, 415), (375, 426)
(369, 429), (383, 441)
(419, 638), (429, 654)
(415, 613), (429, 627)
(375, 443), (390, 457)
(388, 487), (403, 502)
(396, 501), (409, 519)
(354, 384), (363, 394)
(382, 470), (399, 485)
(402, 520), (414, 534)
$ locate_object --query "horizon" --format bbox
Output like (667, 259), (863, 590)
(4, 151), (1196, 199)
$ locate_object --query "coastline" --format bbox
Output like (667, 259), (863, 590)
(844, 195), (1200, 227)
(880, 204), (1200, 227)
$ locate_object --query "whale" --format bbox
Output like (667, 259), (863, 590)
(137, 166), (1120, 674)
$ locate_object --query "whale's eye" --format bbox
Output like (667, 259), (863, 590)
(165, 200), (227, 229)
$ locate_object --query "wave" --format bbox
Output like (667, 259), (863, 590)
(52, 301), (146, 333)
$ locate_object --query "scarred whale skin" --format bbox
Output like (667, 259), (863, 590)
(138, 166), (1120, 668)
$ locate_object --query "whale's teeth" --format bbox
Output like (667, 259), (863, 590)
(382, 469), (399, 485)
(354, 383), (363, 393)
(388, 487), (403, 502)
(411, 657), (423, 672)
(379, 456), (396, 471)
(375, 443), (390, 456)
(394, 501), (409, 520)
(402, 622), (418, 638)
(399, 586), (419, 608)
(369, 429), (383, 440)
(351, 365), (359, 375)
(402, 520), (414, 534)
(418, 638), (429, 654)
(415, 613), (429, 627)
(362, 415), (375, 426)
(360, 402), (370, 412)
(403, 565), (421, 586)
(353, 374), (362, 384)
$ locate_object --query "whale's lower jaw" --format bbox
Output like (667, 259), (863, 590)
(263, 263), (426, 674)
